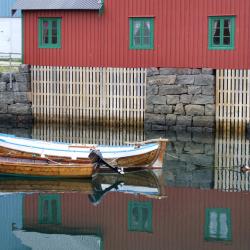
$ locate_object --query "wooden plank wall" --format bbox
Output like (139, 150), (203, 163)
(215, 69), (250, 191)
(216, 69), (250, 134)
(32, 123), (144, 146)
(31, 66), (146, 127)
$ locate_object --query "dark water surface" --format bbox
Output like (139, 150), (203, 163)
(0, 124), (249, 250)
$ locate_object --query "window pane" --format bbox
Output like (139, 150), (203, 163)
(223, 36), (230, 45)
(213, 20), (220, 37)
(143, 21), (151, 36)
(143, 37), (150, 46)
(133, 21), (141, 37)
(52, 20), (58, 44)
(42, 200), (49, 223)
(42, 21), (49, 44)
(51, 199), (58, 224)
(141, 207), (149, 230)
(213, 36), (220, 45)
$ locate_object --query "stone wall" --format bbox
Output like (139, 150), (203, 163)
(0, 65), (33, 129)
(145, 68), (215, 132)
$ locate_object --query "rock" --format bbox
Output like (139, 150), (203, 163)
(152, 124), (167, 131)
(191, 69), (202, 75)
(169, 125), (187, 131)
(11, 81), (31, 92)
(17, 115), (33, 128)
(0, 73), (15, 83)
(176, 116), (192, 126)
(0, 92), (14, 105)
(180, 94), (192, 104)
(205, 104), (215, 116)
(15, 73), (31, 83)
(174, 103), (185, 115)
(8, 103), (32, 115)
(148, 75), (176, 85)
(0, 82), (6, 92)
(159, 85), (188, 95)
(145, 113), (166, 125)
(147, 67), (159, 77)
(188, 85), (201, 95)
(19, 64), (31, 73)
(185, 105), (204, 116)
(166, 95), (179, 104)
(159, 68), (177, 75)
(193, 116), (215, 127)
(147, 85), (159, 95)
(175, 68), (193, 75)
(166, 114), (177, 125)
(146, 104), (154, 113)
(176, 75), (195, 85)
(202, 68), (214, 75)
(154, 105), (173, 114)
(194, 74), (215, 86)
(202, 85), (215, 95)
(191, 95), (214, 105)
(0, 104), (7, 114)
(0, 114), (16, 127)
(147, 95), (167, 105)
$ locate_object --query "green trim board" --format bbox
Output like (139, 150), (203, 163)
(204, 208), (232, 241)
(129, 17), (154, 50)
(128, 201), (153, 232)
(38, 194), (62, 225)
(38, 18), (61, 48)
(208, 16), (235, 50)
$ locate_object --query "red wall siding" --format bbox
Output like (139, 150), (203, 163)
(23, 187), (250, 250)
(23, 0), (250, 69)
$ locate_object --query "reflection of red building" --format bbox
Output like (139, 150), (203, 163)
(23, 188), (250, 250)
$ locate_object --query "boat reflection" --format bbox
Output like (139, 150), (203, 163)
(0, 169), (166, 204)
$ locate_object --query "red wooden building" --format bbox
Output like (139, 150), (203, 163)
(21, 187), (250, 250)
(13, 0), (250, 69)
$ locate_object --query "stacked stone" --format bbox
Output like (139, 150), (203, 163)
(0, 65), (33, 128)
(146, 68), (215, 132)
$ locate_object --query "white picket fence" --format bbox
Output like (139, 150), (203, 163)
(216, 69), (250, 133)
(31, 66), (147, 127)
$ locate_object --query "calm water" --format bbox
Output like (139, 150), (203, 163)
(0, 123), (249, 250)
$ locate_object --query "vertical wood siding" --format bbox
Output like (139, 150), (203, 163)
(23, 0), (250, 69)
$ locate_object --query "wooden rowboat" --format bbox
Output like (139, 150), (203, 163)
(0, 133), (168, 168)
(0, 156), (93, 178)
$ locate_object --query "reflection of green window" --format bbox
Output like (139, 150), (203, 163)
(38, 194), (62, 224)
(208, 16), (235, 50)
(205, 208), (232, 241)
(128, 201), (152, 232)
(129, 17), (154, 50)
(39, 18), (61, 48)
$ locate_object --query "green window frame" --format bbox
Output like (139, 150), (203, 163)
(129, 17), (154, 50)
(38, 194), (62, 225)
(208, 16), (235, 50)
(39, 18), (61, 48)
(128, 201), (152, 233)
(204, 208), (232, 241)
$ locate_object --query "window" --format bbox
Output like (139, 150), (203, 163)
(128, 201), (152, 232)
(38, 194), (62, 224)
(129, 17), (154, 50)
(208, 16), (235, 50)
(204, 208), (232, 241)
(39, 18), (61, 48)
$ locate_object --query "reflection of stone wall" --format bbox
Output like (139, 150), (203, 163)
(0, 65), (32, 129)
(146, 130), (215, 189)
(145, 68), (215, 132)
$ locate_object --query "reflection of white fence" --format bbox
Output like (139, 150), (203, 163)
(216, 69), (250, 133)
(215, 130), (250, 192)
(32, 122), (144, 146)
(31, 66), (146, 127)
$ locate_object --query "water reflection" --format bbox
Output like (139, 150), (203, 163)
(0, 124), (250, 249)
